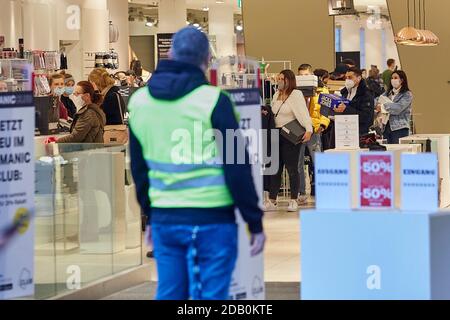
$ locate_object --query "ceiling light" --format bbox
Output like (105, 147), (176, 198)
(236, 25), (243, 31)
(145, 22), (153, 27)
(202, 5), (209, 11)
(193, 23), (200, 28)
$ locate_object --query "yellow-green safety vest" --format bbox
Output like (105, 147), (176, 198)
(128, 85), (234, 209)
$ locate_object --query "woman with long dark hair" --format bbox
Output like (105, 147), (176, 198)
(57, 81), (106, 143)
(265, 70), (313, 212)
(376, 70), (413, 144)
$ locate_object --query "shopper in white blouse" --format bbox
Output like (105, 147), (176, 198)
(265, 70), (313, 212)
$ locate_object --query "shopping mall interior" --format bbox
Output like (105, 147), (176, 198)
(0, 0), (449, 302)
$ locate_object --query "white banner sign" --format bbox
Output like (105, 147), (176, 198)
(228, 88), (265, 300)
(0, 92), (35, 300)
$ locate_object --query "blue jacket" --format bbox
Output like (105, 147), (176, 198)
(382, 90), (413, 132)
(129, 60), (263, 234)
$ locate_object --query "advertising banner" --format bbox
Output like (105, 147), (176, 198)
(359, 153), (394, 209)
(156, 33), (174, 62)
(227, 88), (265, 300)
(0, 91), (35, 300)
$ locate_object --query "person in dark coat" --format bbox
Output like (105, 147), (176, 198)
(335, 67), (374, 136)
(89, 68), (126, 125)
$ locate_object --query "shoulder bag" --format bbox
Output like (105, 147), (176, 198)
(274, 92), (306, 145)
(103, 92), (129, 144)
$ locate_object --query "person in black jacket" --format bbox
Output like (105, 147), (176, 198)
(335, 67), (374, 136)
(89, 68), (126, 125)
(365, 68), (385, 99)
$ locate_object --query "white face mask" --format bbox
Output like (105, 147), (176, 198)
(345, 79), (355, 90)
(71, 95), (86, 112)
(391, 79), (401, 89)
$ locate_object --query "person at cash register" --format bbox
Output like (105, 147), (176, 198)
(49, 73), (69, 122)
(57, 81), (106, 144)
(335, 67), (374, 136)
(0, 81), (7, 92)
(60, 72), (77, 119)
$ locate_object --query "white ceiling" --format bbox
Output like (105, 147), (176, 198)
(354, 0), (388, 11)
(128, 0), (242, 13)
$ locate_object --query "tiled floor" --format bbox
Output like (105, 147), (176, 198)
(105, 199), (314, 300)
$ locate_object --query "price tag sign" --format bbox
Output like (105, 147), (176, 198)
(359, 153), (394, 209)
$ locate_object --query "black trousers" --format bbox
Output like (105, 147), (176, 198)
(269, 134), (301, 200)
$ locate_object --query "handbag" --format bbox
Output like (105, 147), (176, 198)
(274, 92), (306, 145)
(104, 92), (129, 144)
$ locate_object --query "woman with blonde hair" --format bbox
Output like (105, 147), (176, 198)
(89, 68), (126, 125)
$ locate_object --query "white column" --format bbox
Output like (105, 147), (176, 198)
(0, 0), (23, 49)
(365, 25), (383, 71)
(158, 0), (187, 33)
(338, 16), (361, 52)
(107, 0), (130, 70)
(22, 0), (58, 51)
(82, 0), (109, 52)
(209, 1), (236, 58)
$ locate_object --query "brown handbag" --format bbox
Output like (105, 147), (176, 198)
(104, 92), (129, 144)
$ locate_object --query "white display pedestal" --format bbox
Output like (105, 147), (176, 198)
(400, 134), (450, 208)
(301, 209), (450, 300)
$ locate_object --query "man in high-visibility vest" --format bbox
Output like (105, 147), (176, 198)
(128, 27), (265, 301)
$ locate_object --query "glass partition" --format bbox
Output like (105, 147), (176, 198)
(34, 142), (143, 299)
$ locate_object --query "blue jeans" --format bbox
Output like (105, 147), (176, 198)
(299, 133), (322, 195)
(383, 123), (410, 144)
(152, 223), (238, 300)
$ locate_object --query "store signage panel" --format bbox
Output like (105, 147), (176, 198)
(0, 91), (35, 300)
(227, 88), (265, 301)
(315, 153), (351, 210)
(157, 33), (174, 62)
(401, 153), (439, 211)
(359, 153), (394, 209)
(335, 115), (359, 149)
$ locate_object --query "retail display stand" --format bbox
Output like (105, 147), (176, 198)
(302, 149), (446, 300)
(301, 209), (450, 300)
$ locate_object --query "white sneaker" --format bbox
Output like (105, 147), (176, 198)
(264, 200), (278, 212)
(297, 195), (309, 206)
(287, 200), (299, 212)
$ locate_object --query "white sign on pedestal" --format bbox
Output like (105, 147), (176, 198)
(335, 115), (359, 149)
(0, 92), (35, 300)
(228, 88), (265, 300)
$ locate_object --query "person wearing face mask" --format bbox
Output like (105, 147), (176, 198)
(60, 72), (77, 119)
(375, 70), (413, 144)
(0, 81), (8, 93)
(296, 64), (330, 205)
(49, 73), (69, 122)
(57, 81), (106, 144)
(265, 70), (313, 212)
(127, 27), (265, 300)
(335, 67), (374, 136)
